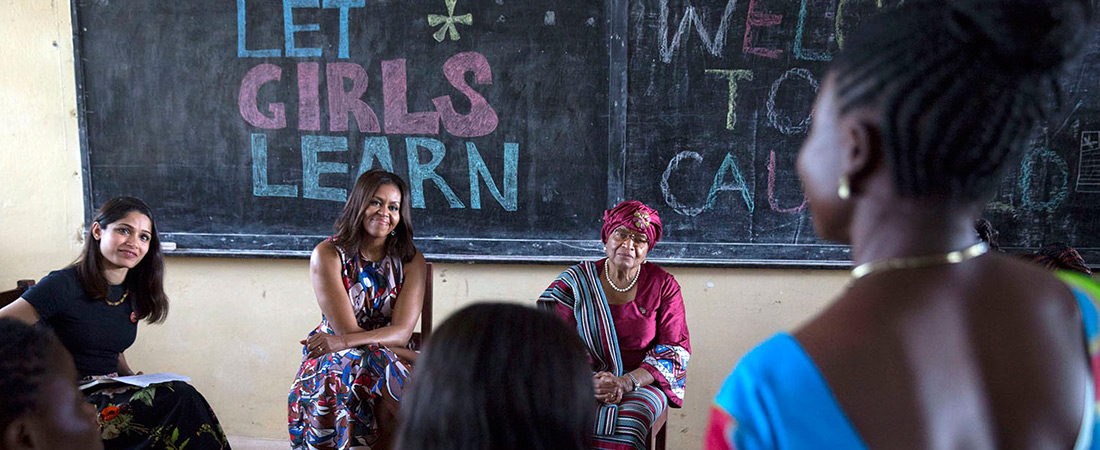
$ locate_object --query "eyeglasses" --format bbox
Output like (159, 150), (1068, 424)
(610, 228), (649, 246)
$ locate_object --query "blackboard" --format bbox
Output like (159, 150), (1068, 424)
(74, 0), (1100, 266)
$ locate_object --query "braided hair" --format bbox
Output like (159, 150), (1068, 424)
(830, 0), (1092, 200)
(974, 219), (1001, 251)
(0, 318), (60, 432)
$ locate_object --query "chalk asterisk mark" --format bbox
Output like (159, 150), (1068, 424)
(427, 0), (472, 42)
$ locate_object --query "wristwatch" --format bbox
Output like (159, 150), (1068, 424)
(627, 372), (641, 391)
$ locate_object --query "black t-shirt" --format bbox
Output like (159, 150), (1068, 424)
(24, 267), (137, 377)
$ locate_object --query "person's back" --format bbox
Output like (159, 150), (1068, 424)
(707, 0), (1098, 448)
(797, 253), (1089, 448)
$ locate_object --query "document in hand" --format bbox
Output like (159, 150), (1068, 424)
(79, 372), (191, 391)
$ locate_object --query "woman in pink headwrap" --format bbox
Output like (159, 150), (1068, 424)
(539, 201), (690, 450)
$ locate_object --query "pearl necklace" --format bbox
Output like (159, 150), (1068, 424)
(850, 242), (989, 281)
(605, 264), (641, 292)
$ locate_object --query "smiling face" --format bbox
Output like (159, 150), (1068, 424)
(604, 226), (650, 271)
(92, 210), (153, 273)
(797, 76), (856, 243)
(361, 183), (402, 239)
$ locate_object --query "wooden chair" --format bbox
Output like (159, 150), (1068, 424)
(0, 279), (35, 309)
(535, 298), (668, 450)
(649, 407), (668, 450)
(386, 262), (431, 364)
(413, 260), (431, 341)
(410, 262), (432, 348)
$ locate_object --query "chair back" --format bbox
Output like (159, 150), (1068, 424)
(420, 262), (432, 341)
(0, 280), (35, 309)
(410, 262), (432, 348)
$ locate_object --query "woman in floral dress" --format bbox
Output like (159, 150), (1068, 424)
(289, 170), (427, 450)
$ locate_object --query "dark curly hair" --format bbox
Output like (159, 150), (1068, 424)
(0, 318), (61, 432)
(830, 0), (1092, 200)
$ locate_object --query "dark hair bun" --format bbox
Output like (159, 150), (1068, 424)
(946, 0), (1091, 73)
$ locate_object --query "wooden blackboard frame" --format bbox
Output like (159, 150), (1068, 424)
(72, 0), (658, 265)
(69, 0), (1095, 268)
(70, 0), (851, 268)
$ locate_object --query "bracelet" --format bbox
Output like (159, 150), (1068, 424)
(627, 372), (641, 391)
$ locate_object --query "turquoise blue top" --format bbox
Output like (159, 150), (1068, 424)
(708, 272), (1100, 450)
(713, 333), (866, 449)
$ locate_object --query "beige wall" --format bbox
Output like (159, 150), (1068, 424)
(1, 1), (848, 448)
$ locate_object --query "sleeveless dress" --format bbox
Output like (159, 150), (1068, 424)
(288, 241), (412, 450)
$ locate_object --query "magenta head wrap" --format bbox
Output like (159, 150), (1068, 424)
(601, 201), (663, 247)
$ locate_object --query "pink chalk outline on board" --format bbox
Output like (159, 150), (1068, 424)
(428, 0), (473, 42)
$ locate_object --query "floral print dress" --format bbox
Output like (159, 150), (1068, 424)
(85, 379), (229, 449)
(288, 241), (411, 450)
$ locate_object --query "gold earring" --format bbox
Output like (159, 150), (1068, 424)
(837, 176), (851, 200)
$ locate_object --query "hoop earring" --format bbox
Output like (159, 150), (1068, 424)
(837, 176), (851, 201)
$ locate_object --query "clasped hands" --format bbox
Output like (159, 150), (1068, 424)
(301, 332), (348, 359)
(593, 371), (633, 405)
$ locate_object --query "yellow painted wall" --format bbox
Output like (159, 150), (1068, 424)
(1, 1), (848, 447)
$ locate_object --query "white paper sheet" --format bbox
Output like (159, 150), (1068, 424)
(79, 372), (190, 391)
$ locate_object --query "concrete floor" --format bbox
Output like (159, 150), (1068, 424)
(227, 436), (286, 449)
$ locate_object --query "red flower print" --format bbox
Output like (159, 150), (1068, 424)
(100, 405), (121, 422)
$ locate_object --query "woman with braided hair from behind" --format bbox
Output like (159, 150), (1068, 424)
(0, 317), (101, 450)
(708, 0), (1100, 448)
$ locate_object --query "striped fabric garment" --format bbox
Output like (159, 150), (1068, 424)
(542, 262), (625, 433)
(542, 261), (689, 450)
(590, 386), (668, 450)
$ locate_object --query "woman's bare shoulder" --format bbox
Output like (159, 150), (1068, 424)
(311, 239), (342, 269)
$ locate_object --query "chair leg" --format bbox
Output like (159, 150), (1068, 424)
(655, 422), (667, 450)
(649, 407), (668, 450)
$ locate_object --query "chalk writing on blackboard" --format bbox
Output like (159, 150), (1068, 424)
(428, 0), (472, 42)
(1079, 131), (1100, 193)
(236, 2), (516, 210)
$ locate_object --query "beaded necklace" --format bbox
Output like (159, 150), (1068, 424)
(105, 289), (129, 306)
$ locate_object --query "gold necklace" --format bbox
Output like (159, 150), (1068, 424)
(105, 289), (129, 306)
(850, 242), (989, 281)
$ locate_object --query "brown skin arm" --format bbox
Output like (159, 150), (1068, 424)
(0, 298), (42, 324)
(304, 241), (426, 358)
(117, 352), (140, 376)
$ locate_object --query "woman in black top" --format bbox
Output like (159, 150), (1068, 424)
(0, 197), (229, 449)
